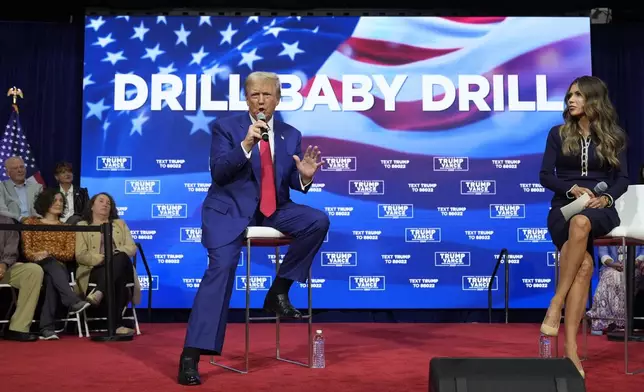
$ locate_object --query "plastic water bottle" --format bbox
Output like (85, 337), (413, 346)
(539, 334), (552, 358)
(312, 329), (325, 368)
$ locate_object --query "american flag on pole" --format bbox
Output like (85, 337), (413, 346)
(0, 104), (45, 185)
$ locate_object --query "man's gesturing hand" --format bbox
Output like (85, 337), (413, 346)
(294, 145), (324, 183)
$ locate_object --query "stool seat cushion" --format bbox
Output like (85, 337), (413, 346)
(245, 226), (288, 239)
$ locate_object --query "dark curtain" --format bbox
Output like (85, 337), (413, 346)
(0, 20), (84, 187)
(591, 23), (644, 184)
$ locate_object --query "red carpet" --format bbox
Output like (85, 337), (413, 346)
(1, 323), (642, 391)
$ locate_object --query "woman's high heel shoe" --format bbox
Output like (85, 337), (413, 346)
(540, 303), (562, 337)
(564, 346), (585, 379)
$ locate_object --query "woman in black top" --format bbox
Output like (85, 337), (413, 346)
(539, 76), (630, 378)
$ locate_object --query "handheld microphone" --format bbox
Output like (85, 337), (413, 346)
(594, 181), (608, 195)
(559, 181), (609, 222)
(257, 112), (270, 142)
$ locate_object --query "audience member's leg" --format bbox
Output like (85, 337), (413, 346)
(38, 273), (59, 338)
(86, 253), (136, 334)
(2, 263), (43, 335)
(37, 258), (89, 339)
(86, 252), (133, 306)
(112, 253), (134, 330)
(88, 265), (106, 295)
(38, 257), (85, 308)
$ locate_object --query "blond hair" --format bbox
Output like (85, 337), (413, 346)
(244, 71), (281, 98)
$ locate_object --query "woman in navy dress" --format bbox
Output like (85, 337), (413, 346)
(539, 75), (630, 378)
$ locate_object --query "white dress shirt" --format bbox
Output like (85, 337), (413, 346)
(240, 114), (311, 190)
(61, 184), (75, 222)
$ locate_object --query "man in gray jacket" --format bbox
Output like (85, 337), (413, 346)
(0, 156), (42, 221)
(0, 214), (43, 341)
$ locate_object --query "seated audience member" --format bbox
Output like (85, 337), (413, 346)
(0, 214), (44, 341)
(22, 188), (90, 340)
(75, 192), (138, 336)
(0, 156), (42, 222)
(586, 245), (644, 334)
(53, 161), (89, 225)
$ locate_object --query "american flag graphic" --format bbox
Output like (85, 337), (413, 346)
(80, 15), (592, 309)
(80, 15), (592, 203)
(0, 104), (44, 185)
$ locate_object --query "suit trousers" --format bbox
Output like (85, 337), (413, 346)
(0, 263), (44, 333)
(184, 201), (330, 355)
(38, 257), (82, 331)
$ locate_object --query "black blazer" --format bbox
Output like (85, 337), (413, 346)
(74, 186), (90, 215)
(539, 125), (629, 207)
(60, 185), (90, 216)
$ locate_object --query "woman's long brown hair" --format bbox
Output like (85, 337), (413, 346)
(559, 76), (626, 168)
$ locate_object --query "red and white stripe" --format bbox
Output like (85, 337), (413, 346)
(282, 17), (591, 156)
(284, 17), (589, 135)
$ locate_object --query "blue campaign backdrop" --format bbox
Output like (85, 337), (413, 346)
(80, 15), (592, 309)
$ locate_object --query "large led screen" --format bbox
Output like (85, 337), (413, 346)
(81, 15), (592, 308)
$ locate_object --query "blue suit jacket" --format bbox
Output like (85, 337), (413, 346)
(201, 113), (312, 249)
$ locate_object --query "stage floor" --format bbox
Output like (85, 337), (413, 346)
(0, 322), (642, 391)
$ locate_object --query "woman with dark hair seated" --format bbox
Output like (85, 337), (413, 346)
(22, 188), (90, 340)
(75, 192), (138, 336)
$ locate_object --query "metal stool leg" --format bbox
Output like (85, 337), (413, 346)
(624, 241), (644, 375)
(579, 270), (595, 362)
(275, 246), (281, 360)
(244, 239), (251, 373)
(554, 249), (560, 358)
(209, 240), (253, 374)
(581, 314), (588, 361)
(274, 244), (312, 368)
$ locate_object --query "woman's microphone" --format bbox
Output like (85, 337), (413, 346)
(593, 181), (608, 195)
(257, 112), (270, 142)
(560, 181), (609, 221)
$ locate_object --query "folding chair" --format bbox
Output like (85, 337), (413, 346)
(0, 283), (17, 333)
(82, 242), (152, 337)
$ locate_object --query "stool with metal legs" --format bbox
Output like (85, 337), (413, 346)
(210, 226), (313, 374)
(554, 237), (644, 375)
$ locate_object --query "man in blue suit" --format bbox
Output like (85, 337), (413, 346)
(178, 71), (330, 386)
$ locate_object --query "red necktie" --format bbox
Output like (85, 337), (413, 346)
(259, 140), (277, 217)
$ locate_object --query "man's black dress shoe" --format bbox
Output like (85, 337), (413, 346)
(263, 293), (302, 318)
(178, 355), (202, 386)
(3, 330), (38, 342)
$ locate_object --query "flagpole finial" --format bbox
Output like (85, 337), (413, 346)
(7, 87), (23, 105)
